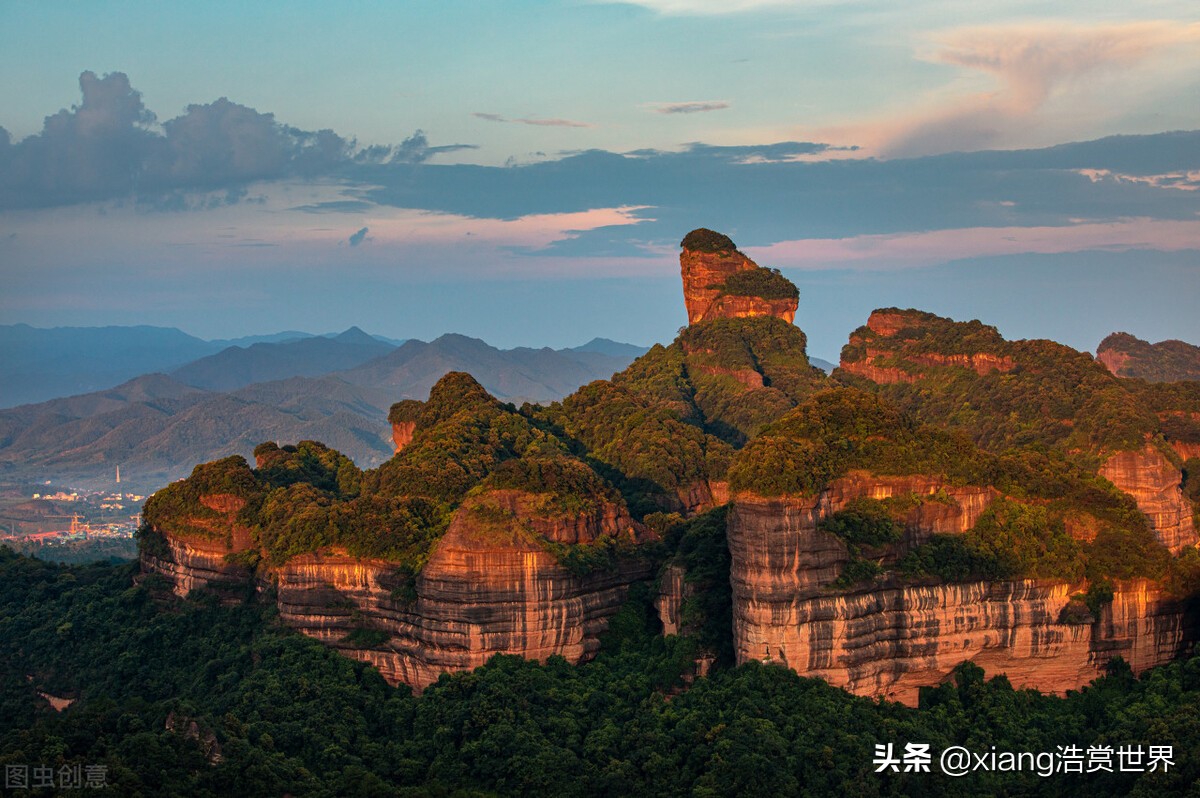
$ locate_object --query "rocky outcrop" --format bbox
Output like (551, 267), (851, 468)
(680, 231), (797, 325)
(139, 492), (257, 602)
(141, 535), (255, 600)
(273, 493), (650, 691)
(145, 489), (652, 692)
(736, 578), (1189, 706)
(1100, 443), (1197, 553)
(1097, 332), (1200, 382)
(1096, 347), (1131, 378)
(728, 487), (1194, 705)
(391, 421), (416, 453)
(1171, 441), (1200, 462)
(728, 478), (998, 595)
(841, 310), (1015, 384)
(675, 480), (730, 516)
(908, 351), (1015, 375)
(656, 563), (693, 637)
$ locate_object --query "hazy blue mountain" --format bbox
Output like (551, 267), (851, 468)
(569, 337), (650, 359)
(209, 330), (316, 347)
(0, 324), (222, 408)
(0, 331), (646, 492)
(0, 373), (393, 492)
(170, 327), (395, 392)
(0, 325), (405, 408)
(341, 333), (644, 403)
(810, 357), (836, 374)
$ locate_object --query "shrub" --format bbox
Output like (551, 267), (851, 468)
(681, 228), (736, 252)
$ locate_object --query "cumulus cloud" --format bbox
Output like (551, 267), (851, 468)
(0, 72), (473, 209)
(645, 101), (731, 114)
(868, 22), (1200, 157)
(348, 226), (369, 246)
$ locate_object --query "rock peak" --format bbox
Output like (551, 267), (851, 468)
(679, 228), (798, 325)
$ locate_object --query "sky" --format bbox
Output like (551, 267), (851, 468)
(1, 1), (1199, 361)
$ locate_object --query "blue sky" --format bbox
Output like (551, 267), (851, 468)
(2, 1), (1199, 360)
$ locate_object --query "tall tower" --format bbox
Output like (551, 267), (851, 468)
(116, 465), (121, 484)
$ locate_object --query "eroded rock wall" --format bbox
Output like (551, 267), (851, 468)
(728, 486), (1193, 705)
(680, 248), (797, 325)
(1100, 443), (1197, 553)
(736, 577), (1188, 705)
(143, 490), (651, 692)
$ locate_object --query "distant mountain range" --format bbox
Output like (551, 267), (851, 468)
(169, 327), (396, 392)
(0, 327), (648, 491)
(0, 324), (408, 408)
(809, 357), (835, 374)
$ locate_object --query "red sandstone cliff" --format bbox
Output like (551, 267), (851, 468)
(680, 230), (797, 325)
(1097, 332), (1200, 382)
(391, 421), (416, 453)
(840, 310), (1015, 384)
(144, 488), (651, 691)
(727, 485), (1192, 705)
(1099, 443), (1197, 553)
(138, 492), (257, 602)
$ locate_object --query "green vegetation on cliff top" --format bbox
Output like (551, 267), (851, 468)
(681, 227), (736, 252)
(837, 308), (1200, 458)
(710, 267), (799, 301)
(143, 306), (1197, 591)
(1099, 331), (1200, 382)
(144, 372), (633, 571)
(730, 387), (1176, 585)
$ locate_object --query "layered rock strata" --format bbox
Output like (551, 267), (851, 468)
(680, 236), (797, 325)
(840, 310), (1015, 385)
(138, 493), (256, 602)
(728, 489), (1194, 705)
(142, 490), (651, 691)
(1100, 443), (1197, 553)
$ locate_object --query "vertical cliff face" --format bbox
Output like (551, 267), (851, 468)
(146, 487), (652, 692)
(272, 492), (650, 691)
(728, 478), (998, 599)
(1100, 443), (1197, 553)
(391, 421), (416, 453)
(728, 488), (1193, 704)
(679, 230), (798, 325)
(736, 577), (1188, 706)
(141, 535), (255, 600)
(139, 492), (258, 602)
(655, 563), (693, 637)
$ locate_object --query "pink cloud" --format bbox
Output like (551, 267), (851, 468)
(745, 218), (1200, 270)
(812, 21), (1200, 157)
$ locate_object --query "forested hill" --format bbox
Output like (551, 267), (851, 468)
(2, 548), (1198, 797)
(0, 334), (647, 492)
(1097, 332), (1200, 382)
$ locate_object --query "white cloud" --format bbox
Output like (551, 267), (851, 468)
(746, 218), (1200, 270)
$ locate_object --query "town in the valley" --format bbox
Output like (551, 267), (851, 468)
(0, 472), (143, 561)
